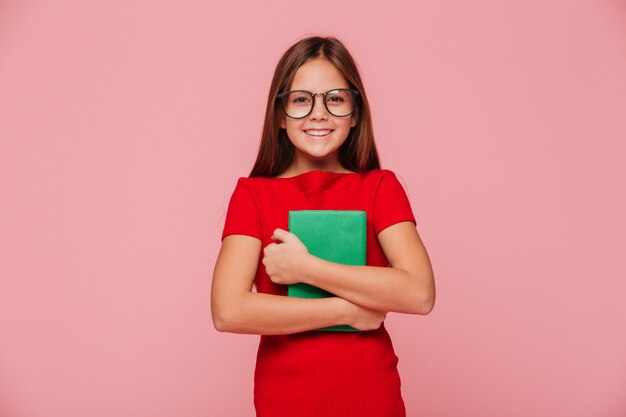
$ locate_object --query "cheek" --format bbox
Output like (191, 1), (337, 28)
(286, 120), (304, 133)
(337, 120), (354, 132)
(285, 124), (298, 136)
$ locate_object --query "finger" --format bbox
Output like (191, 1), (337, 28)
(271, 227), (289, 241)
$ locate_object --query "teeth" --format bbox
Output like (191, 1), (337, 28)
(306, 130), (331, 136)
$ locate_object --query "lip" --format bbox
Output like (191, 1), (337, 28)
(303, 128), (334, 138)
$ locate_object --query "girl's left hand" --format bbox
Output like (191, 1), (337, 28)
(263, 228), (310, 285)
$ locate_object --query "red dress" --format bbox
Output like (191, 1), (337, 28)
(221, 169), (416, 417)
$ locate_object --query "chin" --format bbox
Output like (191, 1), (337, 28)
(298, 148), (341, 161)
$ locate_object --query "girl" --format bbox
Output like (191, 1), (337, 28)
(211, 35), (435, 417)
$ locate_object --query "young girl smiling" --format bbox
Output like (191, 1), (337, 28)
(212, 35), (435, 417)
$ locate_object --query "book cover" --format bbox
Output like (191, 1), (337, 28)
(287, 210), (367, 332)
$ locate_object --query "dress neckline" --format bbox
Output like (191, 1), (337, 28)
(275, 169), (361, 179)
(260, 168), (373, 192)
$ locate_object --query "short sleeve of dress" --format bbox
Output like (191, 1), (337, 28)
(373, 170), (417, 236)
(221, 178), (263, 242)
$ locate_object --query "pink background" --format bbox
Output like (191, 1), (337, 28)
(1, 1), (625, 416)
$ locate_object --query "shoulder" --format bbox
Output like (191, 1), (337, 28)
(233, 176), (261, 189)
(236, 175), (272, 184)
(226, 177), (261, 202)
(229, 177), (253, 193)
(368, 169), (408, 189)
(367, 168), (399, 180)
(231, 176), (277, 197)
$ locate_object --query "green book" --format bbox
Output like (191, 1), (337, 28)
(287, 210), (367, 332)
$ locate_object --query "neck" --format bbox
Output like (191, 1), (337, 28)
(285, 154), (349, 175)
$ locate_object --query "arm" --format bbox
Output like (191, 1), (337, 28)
(290, 221), (435, 315)
(300, 261), (432, 315)
(211, 234), (384, 335)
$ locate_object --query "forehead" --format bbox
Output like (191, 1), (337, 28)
(290, 58), (350, 91)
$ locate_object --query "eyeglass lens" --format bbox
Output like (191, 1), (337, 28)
(282, 89), (355, 118)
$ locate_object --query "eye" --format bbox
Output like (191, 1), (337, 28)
(288, 92), (312, 105)
(326, 90), (349, 105)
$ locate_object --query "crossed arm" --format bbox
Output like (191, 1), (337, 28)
(264, 221), (435, 315)
(212, 221), (435, 335)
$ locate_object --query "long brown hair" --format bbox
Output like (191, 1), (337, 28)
(249, 36), (381, 178)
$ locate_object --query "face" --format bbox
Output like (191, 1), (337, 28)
(279, 58), (357, 170)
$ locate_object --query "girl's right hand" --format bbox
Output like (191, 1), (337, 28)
(341, 298), (388, 331)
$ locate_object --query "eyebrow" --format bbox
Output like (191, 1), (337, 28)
(287, 87), (350, 92)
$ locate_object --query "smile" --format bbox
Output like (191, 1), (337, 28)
(304, 129), (333, 137)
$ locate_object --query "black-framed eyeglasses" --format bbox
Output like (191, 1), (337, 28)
(277, 88), (360, 119)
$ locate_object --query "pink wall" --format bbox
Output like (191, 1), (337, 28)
(1, 1), (625, 416)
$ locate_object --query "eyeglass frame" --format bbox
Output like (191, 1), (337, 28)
(276, 88), (361, 119)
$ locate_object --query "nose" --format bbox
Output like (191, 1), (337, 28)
(309, 93), (329, 120)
